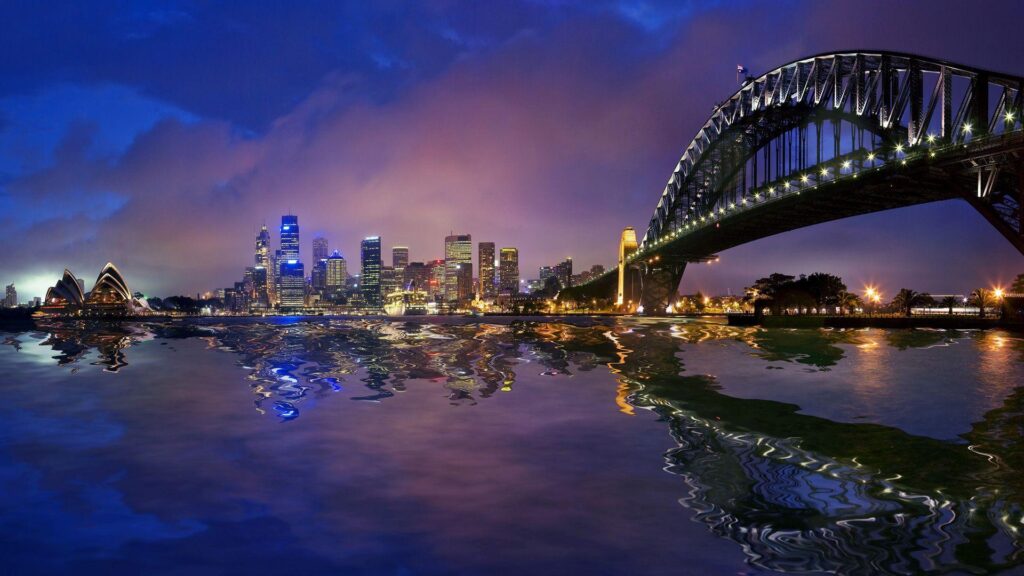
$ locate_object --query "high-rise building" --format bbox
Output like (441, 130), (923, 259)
(499, 247), (519, 296)
(539, 266), (555, 282)
(381, 266), (397, 297)
(427, 259), (445, 300)
(444, 234), (472, 302)
(326, 250), (347, 293)
(313, 236), (329, 263)
(280, 215), (299, 260)
(254, 224), (272, 306)
(3, 284), (16, 308)
(478, 242), (496, 299)
(312, 260), (327, 292)
(361, 237), (383, 308)
(278, 215), (304, 309)
(554, 257), (573, 288)
(404, 262), (430, 292)
(392, 246), (409, 290)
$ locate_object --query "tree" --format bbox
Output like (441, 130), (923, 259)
(1012, 273), (1024, 294)
(837, 291), (862, 315)
(802, 272), (847, 311)
(891, 288), (933, 317)
(970, 288), (996, 318)
(940, 295), (958, 316)
(694, 291), (707, 313)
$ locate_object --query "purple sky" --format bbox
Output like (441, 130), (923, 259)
(2, 0), (1023, 299)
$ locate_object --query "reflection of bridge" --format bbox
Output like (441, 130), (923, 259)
(566, 51), (1024, 313)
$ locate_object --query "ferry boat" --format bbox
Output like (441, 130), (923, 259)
(383, 290), (429, 316)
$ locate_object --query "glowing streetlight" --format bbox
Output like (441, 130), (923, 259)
(994, 287), (1005, 300)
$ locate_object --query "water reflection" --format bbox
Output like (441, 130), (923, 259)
(8, 318), (1024, 574)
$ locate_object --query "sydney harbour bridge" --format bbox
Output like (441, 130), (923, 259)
(564, 51), (1024, 313)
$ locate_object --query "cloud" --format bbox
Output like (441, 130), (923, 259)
(2, 0), (1023, 298)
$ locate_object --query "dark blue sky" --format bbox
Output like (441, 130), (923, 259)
(1, 0), (1023, 298)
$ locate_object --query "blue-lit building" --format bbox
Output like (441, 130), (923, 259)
(279, 215), (304, 309)
(361, 236), (382, 308)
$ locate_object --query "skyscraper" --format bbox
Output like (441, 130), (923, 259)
(404, 262), (430, 292)
(361, 236), (383, 308)
(554, 257), (573, 288)
(478, 242), (496, 299)
(392, 246), (409, 291)
(326, 250), (347, 297)
(427, 259), (445, 300)
(313, 236), (329, 262)
(254, 224), (272, 306)
(499, 247), (519, 296)
(444, 234), (472, 302)
(278, 215), (304, 309)
(381, 266), (397, 297)
(3, 284), (16, 308)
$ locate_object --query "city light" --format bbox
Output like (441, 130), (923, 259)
(994, 287), (1005, 300)
(963, 122), (973, 134)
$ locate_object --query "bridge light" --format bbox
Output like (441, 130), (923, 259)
(729, 202), (735, 209)
(963, 122), (973, 134)
(895, 143), (904, 154)
(867, 152), (876, 161)
(1006, 111), (1016, 123)
(768, 186), (776, 194)
(800, 174), (809, 183)
(927, 133), (936, 143)
(901, 159), (907, 165)
(842, 160), (851, 170)
(783, 182), (791, 190)
(819, 167), (828, 177)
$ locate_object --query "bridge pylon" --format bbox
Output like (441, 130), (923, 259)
(636, 257), (686, 315)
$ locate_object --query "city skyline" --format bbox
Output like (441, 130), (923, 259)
(3, 2), (1024, 300)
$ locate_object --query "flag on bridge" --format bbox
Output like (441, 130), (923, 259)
(736, 64), (748, 83)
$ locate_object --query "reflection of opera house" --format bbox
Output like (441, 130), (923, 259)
(39, 263), (150, 317)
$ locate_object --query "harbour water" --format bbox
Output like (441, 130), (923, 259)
(1, 317), (1022, 575)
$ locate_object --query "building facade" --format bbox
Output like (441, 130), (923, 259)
(361, 236), (383, 308)
(326, 250), (347, 297)
(404, 262), (430, 293)
(312, 236), (329, 263)
(278, 215), (304, 309)
(478, 242), (496, 299)
(499, 247), (519, 296)
(4, 284), (16, 308)
(444, 234), (472, 302)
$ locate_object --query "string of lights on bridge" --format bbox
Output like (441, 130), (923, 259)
(627, 111), (1020, 266)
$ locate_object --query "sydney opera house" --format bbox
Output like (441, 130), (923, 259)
(39, 263), (150, 317)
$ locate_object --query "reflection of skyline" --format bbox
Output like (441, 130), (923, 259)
(4, 318), (1024, 572)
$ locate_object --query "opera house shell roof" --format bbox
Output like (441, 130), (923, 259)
(41, 263), (150, 316)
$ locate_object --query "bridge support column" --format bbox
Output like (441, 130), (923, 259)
(639, 262), (686, 315)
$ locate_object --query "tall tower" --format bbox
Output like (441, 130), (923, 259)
(444, 234), (472, 302)
(361, 236), (383, 308)
(499, 247), (519, 296)
(280, 215), (299, 260)
(326, 250), (348, 295)
(617, 227), (639, 306)
(278, 215), (304, 310)
(478, 242), (496, 299)
(392, 246), (409, 289)
(254, 224), (272, 306)
(312, 236), (329, 262)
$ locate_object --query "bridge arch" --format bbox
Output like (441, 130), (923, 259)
(566, 51), (1024, 313)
